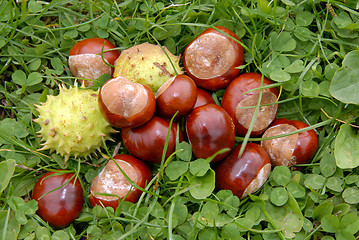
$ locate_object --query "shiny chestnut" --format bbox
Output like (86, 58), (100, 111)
(98, 76), (156, 128)
(156, 75), (197, 119)
(69, 37), (120, 87)
(186, 103), (235, 162)
(183, 26), (244, 91)
(216, 143), (271, 199)
(32, 171), (83, 228)
(122, 116), (184, 164)
(261, 118), (318, 167)
(221, 72), (279, 137)
(89, 154), (152, 209)
(193, 88), (216, 109)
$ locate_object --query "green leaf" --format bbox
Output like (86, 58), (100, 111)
(270, 31), (296, 52)
(320, 152), (337, 177)
(28, 0), (42, 12)
(286, 181), (306, 199)
(35, 226), (51, 240)
(189, 158), (210, 177)
(342, 187), (359, 204)
(165, 161), (188, 181)
(334, 124), (359, 169)
(12, 70), (27, 86)
(335, 230), (356, 240)
(333, 12), (353, 29)
(0, 159), (16, 193)
(201, 201), (219, 222)
(0, 210), (21, 240)
(150, 202), (165, 219)
(302, 80), (320, 96)
(270, 187), (289, 206)
(52, 230), (70, 240)
(27, 72), (43, 86)
(198, 229), (216, 240)
(296, 11), (314, 27)
(153, 24), (182, 41)
(221, 223), (240, 240)
(304, 174), (326, 189)
(284, 60), (305, 73)
(269, 69), (291, 82)
(176, 141), (192, 162)
(341, 213), (359, 234)
(322, 215), (340, 233)
(330, 50), (359, 104)
(189, 169), (215, 199)
(326, 176), (344, 192)
(266, 193), (303, 238)
(29, 59), (42, 71)
(312, 201), (333, 221)
(171, 203), (188, 226)
(271, 166), (291, 186)
(50, 57), (64, 75)
(333, 203), (350, 218)
(11, 175), (36, 196)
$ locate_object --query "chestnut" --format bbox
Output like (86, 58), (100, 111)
(156, 75), (197, 119)
(98, 76), (156, 128)
(261, 118), (318, 167)
(183, 26), (244, 91)
(32, 171), (83, 228)
(215, 143), (271, 199)
(89, 154), (152, 209)
(185, 103), (235, 162)
(69, 37), (120, 87)
(193, 88), (216, 109)
(221, 72), (279, 137)
(121, 116), (184, 164)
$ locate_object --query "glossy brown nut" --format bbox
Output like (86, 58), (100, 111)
(69, 38), (120, 87)
(98, 76), (156, 128)
(89, 154), (152, 209)
(156, 75), (197, 119)
(183, 26), (244, 91)
(186, 103), (235, 162)
(122, 116), (184, 163)
(193, 88), (216, 109)
(221, 72), (279, 137)
(261, 118), (318, 167)
(32, 172), (83, 228)
(215, 143), (271, 199)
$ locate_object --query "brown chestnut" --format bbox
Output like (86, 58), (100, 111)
(69, 38), (120, 87)
(122, 116), (184, 164)
(156, 75), (197, 119)
(32, 171), (83, 228)
(221, 72), (279, 137)
(193, 88), (216, 109)
(185, 103), (235, 162)
(89, 154), (152, 209)
(183, 26), (244, 91)
(98, 76), (156, 128)
(215, 143), (271, 199)
(261, 118), (318, 167)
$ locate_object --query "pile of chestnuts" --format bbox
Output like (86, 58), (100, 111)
(31, 26), (318, 228)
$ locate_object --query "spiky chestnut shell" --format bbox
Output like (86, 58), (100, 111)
(113, 42), (183, 92)
(34, 83), (115, 162)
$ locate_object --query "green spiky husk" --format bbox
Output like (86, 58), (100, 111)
(34, 83), (115, 162)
